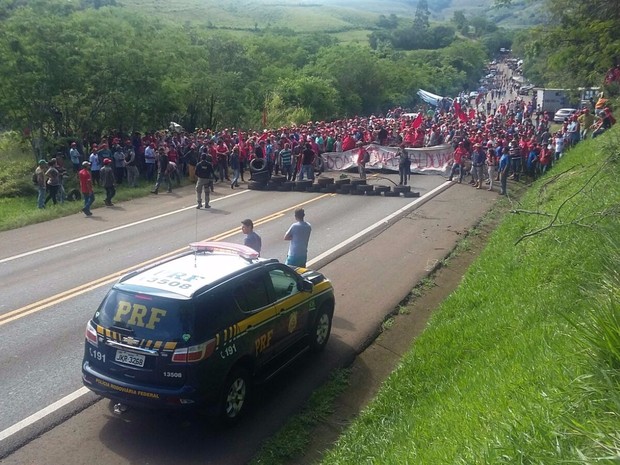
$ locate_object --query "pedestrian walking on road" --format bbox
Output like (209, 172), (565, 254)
(284, 208), (311, 267)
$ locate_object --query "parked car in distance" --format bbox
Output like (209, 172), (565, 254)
(553, 108), (578, 123)
(81, 241), (335, 424)
(518, 84), (535, 95)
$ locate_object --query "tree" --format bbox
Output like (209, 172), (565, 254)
(414, 0), (431, 30)
(309, 45), (388, 116)
(274, 75), (340, 121)
(452, 10), (468, 34)
(507, 0), (620, 88)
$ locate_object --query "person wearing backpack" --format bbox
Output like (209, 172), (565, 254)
(34, 159), (47, 209)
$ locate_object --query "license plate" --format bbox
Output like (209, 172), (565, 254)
(115, 349), (145, 367)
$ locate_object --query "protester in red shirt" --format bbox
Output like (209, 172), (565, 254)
(448, 142), (469, 183)
(78, 161), (95, 217)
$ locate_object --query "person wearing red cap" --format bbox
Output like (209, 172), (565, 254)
(79, 161), (94, 216)
(448, 142), (468, 183)
(100, 158), (116, 206)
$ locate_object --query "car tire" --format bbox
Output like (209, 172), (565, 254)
(219, 366), (251, 425)
(67, 188), (81, 201)
(249, 158), (266, 173)
(248, 181), (266, 190)
(310, 305), (332, 353)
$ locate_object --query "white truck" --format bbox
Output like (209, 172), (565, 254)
(534, 88), (571, 113)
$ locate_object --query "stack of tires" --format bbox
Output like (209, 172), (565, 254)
(248, 158), (269, 190)
(385, 185), (420, 198)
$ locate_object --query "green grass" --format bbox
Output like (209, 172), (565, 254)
(118, 0), (540, 31)
(0, 180), (173, 231)
(250, 369), (351, 465)
(0, 134), (193, 230)
(317, 128), (620, 463)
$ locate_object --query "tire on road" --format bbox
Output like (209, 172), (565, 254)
(219, 366), (252, 425)
(248, 181), (266, 190)
(249, 158), (267, 173)
(393, 185), (411, 194)
(309, 305), (333, 353)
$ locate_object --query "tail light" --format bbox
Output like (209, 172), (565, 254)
(85, 321), (98, 347)
(171, 339), (216, 363)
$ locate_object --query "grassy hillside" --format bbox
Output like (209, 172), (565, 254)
(116, 0), (543, 35)
(319, 128), (620, 463)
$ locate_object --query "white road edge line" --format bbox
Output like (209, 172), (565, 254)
(308, 181), (452, 267)
(0, 181), (452, 443)
(0, 387), (90, 442)
(0, 190), (250, 265)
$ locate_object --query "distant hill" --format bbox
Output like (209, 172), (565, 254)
(118, 0), (545, 34)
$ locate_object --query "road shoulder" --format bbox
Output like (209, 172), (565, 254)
(288, 195), (505, 465)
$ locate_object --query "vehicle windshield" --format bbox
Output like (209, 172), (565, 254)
(93, 290), (194, 342)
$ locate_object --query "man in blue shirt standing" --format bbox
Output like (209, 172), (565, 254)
(284, 208), (312, 267)
(499, 147), (510, 196)
(241, 219), (262, 255)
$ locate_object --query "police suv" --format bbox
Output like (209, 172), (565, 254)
(82, 242), (335, 423)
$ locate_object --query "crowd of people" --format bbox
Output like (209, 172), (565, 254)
(35, 58), (615, 212)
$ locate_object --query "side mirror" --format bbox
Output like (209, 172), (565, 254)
(298, 279), (313, 293)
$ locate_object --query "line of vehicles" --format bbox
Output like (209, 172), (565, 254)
(516, 85), (601, 122)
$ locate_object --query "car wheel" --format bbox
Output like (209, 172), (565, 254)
(219, 366), (251, 425)
(310, 305), (332, 353)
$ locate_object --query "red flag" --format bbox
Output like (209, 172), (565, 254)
(262, 107), (267, 127)
(411, 112), (423, 129)
(454, 101), (468, 122)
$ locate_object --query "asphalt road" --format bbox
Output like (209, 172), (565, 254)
(0, 173), (497, 464)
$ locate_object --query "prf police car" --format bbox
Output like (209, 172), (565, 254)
(82, 242), (335, 423)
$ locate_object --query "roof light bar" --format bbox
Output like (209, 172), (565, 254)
(189, 241), (260, 260)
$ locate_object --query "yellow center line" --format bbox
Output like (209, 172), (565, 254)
(0, 194), (332, 327)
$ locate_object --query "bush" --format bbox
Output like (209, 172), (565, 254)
(0, 131), (41, 198)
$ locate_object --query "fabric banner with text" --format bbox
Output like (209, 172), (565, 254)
(322, 144), (453, 176)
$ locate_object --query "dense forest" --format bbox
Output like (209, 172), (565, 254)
(0, 0), (617, 152)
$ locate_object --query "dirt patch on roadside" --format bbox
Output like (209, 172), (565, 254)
(289, 207), (503, 465)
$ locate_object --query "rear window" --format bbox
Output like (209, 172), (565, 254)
(93, 290), (194, 342)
